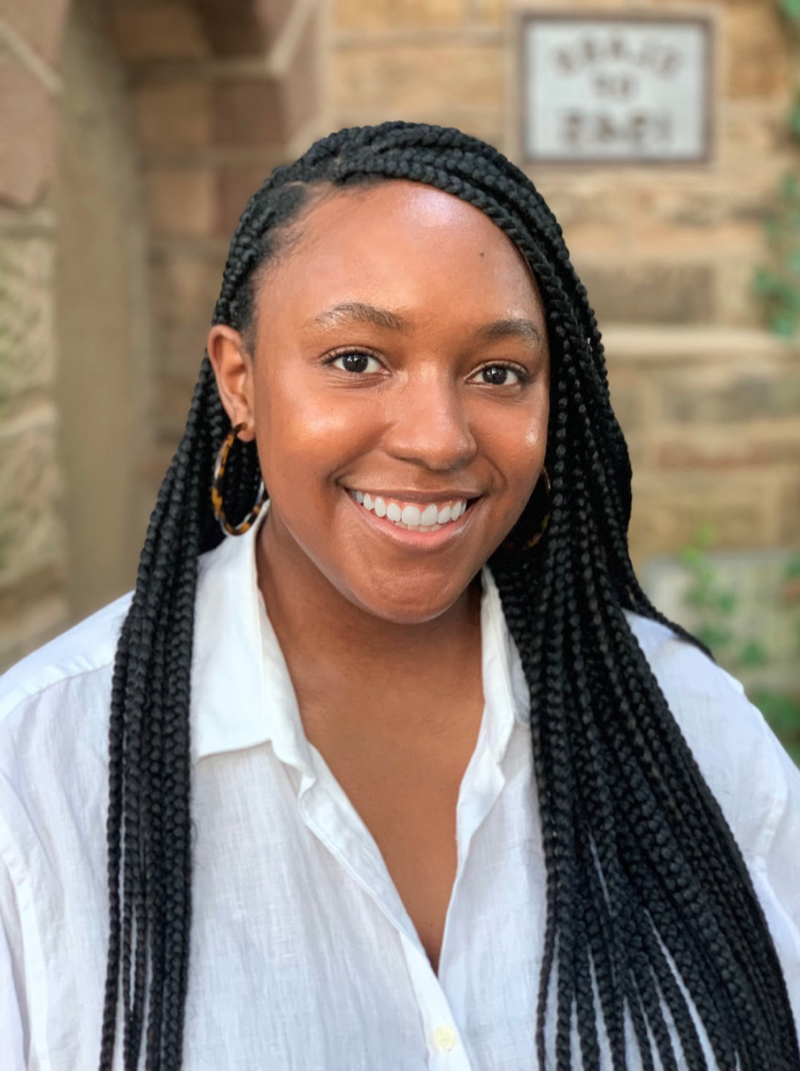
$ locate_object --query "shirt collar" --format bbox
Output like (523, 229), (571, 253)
(190, 506), (530, 766)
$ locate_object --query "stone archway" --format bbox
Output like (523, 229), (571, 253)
(0, 0), (323, 665)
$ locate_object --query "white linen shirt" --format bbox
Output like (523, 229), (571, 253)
(1, 515), (799, 1070)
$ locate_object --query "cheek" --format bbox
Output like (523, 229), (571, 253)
(482, 397), (549, 487)
(251, 371), (376, 498)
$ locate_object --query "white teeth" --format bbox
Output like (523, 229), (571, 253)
(350, 491), (471, 531)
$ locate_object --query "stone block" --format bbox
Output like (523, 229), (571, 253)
(628, 471), (772, 560)
(111, 3), (210, 62)
(533, 178), (627, 233)
(655, 365), (800, 424)
(468, 0), (506, 25)
(195, 0), (284, 57)
(0, 410), (65, 589)
(279, 12), (320, 141)
(133, 79), (212, 150)
(150, 249), (225, 374)
(779, 475), (800, 545)
(145, 167), (216, 238)
(653, 424), (800, 470)
(0, 236), (54, 408)
(715, 254), (765, 329)
(1, 0), (69, 65)
(334, 0), (467, 31)
(724, 4), (790, 99)
(217, 164), (280, 237)
(156, 373), (198, 437)
(577, 263), (714, 325)
(334, 43), (504, 113)
(605, 365), (652, 435)
(335, 105), (505, 153)
(255, 0), (295, 44)
(213, 79), (284, 146)
(0, 50), (56, 207)
(0, 585), (67, 672)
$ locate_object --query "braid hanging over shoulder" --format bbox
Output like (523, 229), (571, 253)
(99, 121), (800, 1071)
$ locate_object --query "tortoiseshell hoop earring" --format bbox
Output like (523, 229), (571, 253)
(503, 466), (551, 552)
(211, 422), (267, 536)
(524, 465), (551, 549)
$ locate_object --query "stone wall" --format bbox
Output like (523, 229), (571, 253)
(0, 0), (326, 666)
(112, 0), (325, 500)
(326, 0), (800, 564)
(0, 0), (797, 666)
(0, 2), (67, 665)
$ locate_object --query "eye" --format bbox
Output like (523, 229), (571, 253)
(329, 351), (383, 374)
(474, 364), (525, 386)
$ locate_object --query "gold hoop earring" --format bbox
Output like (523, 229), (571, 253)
(211, 422), (267, 536)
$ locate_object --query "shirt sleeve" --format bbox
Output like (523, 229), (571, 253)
(761, 726), (800, 1023)
(628, 613), (800, 1031)
(0, 852), (27, 1069)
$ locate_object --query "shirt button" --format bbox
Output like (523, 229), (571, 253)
(433, 1024), (458, 1052)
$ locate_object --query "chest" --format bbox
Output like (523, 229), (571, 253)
(307, 710), (482, 972)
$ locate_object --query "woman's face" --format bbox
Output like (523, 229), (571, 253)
(210, 180), (550, 624)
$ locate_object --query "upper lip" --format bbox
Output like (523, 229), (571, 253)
(344, 487), (482, 502)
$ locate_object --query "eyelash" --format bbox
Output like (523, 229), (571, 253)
(323, 349), (532, 386)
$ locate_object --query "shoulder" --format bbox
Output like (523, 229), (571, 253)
(623, 609), (792, 862)
(0, 593), (132, 804)
(0, 592), (132, 723)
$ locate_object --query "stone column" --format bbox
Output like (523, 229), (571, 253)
(0, 1), (70, 666)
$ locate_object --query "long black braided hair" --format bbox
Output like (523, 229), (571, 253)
(99, 121), (800, 1070)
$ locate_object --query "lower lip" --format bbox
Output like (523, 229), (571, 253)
(344, 491), (478, 551)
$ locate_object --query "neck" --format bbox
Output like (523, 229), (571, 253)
(255, 511), (483, 739)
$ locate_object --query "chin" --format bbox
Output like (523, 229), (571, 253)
(343, 570), (475, 626)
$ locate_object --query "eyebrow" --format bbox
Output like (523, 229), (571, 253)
(309, 302), (543, 345)
(309, 302), (411, 331)
(474, 318), (543, 345)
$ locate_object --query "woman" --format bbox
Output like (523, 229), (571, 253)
(1, 122), (798, 1071)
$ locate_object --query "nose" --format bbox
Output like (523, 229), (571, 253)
(381, 373), (477, 471)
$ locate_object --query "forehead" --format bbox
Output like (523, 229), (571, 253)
(254, 180), (545, 327)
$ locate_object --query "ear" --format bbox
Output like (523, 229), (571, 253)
(207, 325), (256, 442)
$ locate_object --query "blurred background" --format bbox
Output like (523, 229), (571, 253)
(0, 0), (798, 748)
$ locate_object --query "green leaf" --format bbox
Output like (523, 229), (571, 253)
(780, 0), (800, 23)
(696, 624), (733, 651)
(785, 557), (800, 579)
(695, 523), (718, 548)
(714, 590), (739, 615)
(737, 639), (768, 667)
(771, 313), (799, 338)
(782, 172), (800, 201)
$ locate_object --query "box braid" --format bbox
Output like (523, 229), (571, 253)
(99, 121), (800, 1070)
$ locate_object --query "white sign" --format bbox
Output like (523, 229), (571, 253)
(522, 16), (712, 163)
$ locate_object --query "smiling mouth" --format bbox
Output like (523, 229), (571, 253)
(347, 489), (476, 532)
